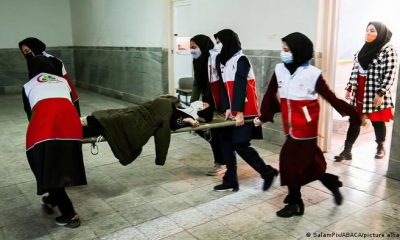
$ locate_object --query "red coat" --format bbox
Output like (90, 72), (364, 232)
(23, 73), (81, 150)
(260, 65), (359, 186)
(209, 51), (259, 117)
(275, 63), (321, 139)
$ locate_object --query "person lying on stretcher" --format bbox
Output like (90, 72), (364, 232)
(81, 95), (213, 166)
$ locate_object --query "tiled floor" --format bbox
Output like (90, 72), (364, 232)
(1, 89), (399, 240)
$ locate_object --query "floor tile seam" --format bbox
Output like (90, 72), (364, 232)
(142, 193), (251, 226)
(270, 217), (321, 239)
(343, 185), (389, 197)
(213, 211), (267, 233)
(341, 168), (387, 179)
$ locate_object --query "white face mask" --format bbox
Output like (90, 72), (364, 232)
(190, 48), (201, 59)
(280, 51), (293, 64)
(215, 42), (222, 52)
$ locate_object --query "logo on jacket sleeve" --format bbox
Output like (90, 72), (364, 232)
(37, 74), (61, 83)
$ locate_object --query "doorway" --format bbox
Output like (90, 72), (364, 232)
(324, 0), (399, 169)
(169, 0), (193, 99)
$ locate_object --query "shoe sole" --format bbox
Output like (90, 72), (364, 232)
(334, 158), (352, 162)
(55, 220), (81, 228)
(334, 156), (352, 159)
(276, 212), (304, 218)
(55, 221), (68, 226)
(214, 188), (239, 192)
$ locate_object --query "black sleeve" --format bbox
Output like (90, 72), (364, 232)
(231, 56), (250, 112)
(154, 105), (173, 166)
(259, 73), (280, 122)
(22, 88), (32, 121)
(73, 100), (81, 116)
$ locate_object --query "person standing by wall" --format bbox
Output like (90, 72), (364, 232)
(19, 37), (81, 115)
(255, 32), (361, 217)
(335, 22), (398, 161)
(22, 55), (86, 228)
(190, 34), (226, 176)
(211, 29), (278, 192)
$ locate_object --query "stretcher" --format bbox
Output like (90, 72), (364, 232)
(82, 113), (254, 154)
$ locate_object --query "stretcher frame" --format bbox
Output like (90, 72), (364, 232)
(82, 113), (254, 144)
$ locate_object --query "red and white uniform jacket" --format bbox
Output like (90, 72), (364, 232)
(23, 73), (82, 150)
(275, 63), (322, 139)
(209, 50), (259, 117)
(24, 73), (72, 109)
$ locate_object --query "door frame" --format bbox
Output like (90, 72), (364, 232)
(315, 0), (341, 152)
(167, 0), (192, 95)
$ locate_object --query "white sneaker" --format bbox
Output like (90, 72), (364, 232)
(206, 164), (227, 176)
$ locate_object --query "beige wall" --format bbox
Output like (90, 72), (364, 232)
(70, 0), (169, 47)
(69, 0), (319, 49)
(0, 0), (73, 48)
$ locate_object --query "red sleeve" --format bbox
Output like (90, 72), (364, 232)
(63, 73), (79, 102)
(63, 73), (81, 116)
(259, 73), (281, 122)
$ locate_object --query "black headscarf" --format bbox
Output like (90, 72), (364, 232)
(214, 29), (242, 65)
(282, 32), (314, 74)
(27, 55), (62, 79)
(281, 32), (314, 74)
(191, 35), (214, 92)
(18, 37), (46, 55)
(358, 21), (392, 69)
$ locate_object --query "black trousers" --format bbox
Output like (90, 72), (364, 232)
(218, 129), (273, 185)
(286, 173), (340, 204)
(346, 120), (386, 145)
(47, 188), (75, 217)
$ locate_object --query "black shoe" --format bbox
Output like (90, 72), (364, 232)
(276, 202), (304, 218)
(331, 181), (343, 205)
(55, 214), (81, 228)
(283, 195), (290, 204)
(375, 147), (385, 159)
(213, 183), (239, 192)
(42, 196), (56, 214)
(334, 151), (352, 162)
(263, 168), (279, 191)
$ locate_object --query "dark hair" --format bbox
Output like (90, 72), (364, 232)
(27, 56), (61, 79)
(18, 37), (46, 55)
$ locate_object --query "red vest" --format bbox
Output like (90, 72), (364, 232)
(24, 73), (81, 150)
(275, 63), (322, 139)
(209, 51), (259, 117)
